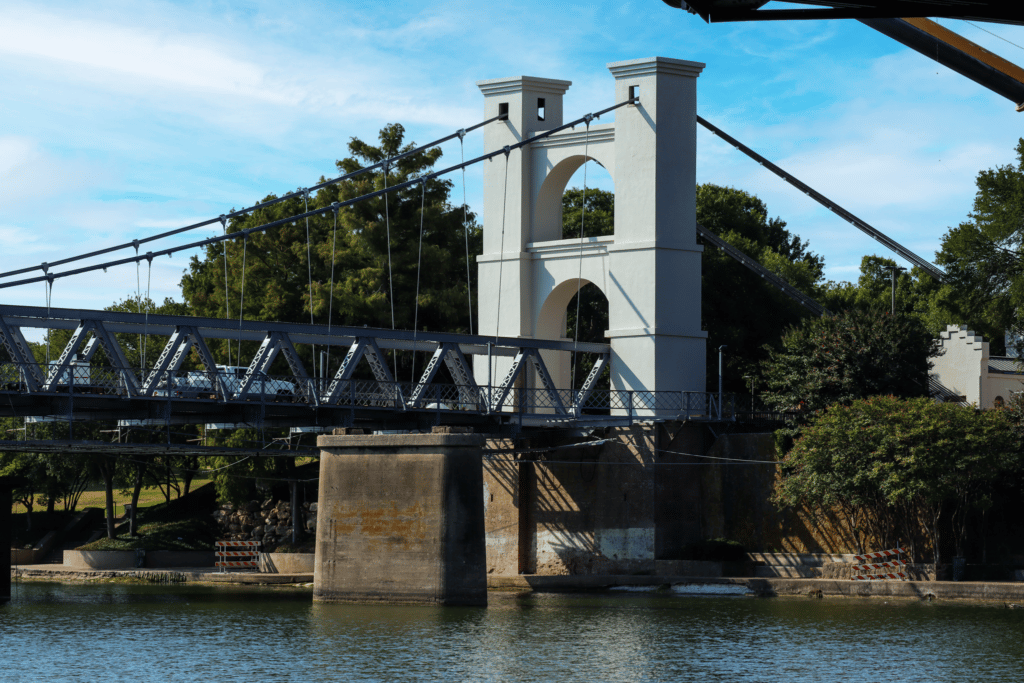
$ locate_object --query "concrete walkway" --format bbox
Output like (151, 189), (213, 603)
(491, 574), (1024, 603)
(14, 565), (1024, 603)
(12, 564), (313, 585)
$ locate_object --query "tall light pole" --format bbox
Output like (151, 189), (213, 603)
(886, 265), (906, 315)
(718, 345), (727, 411)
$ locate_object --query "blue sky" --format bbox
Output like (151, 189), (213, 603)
(2, 0), (1023, 314)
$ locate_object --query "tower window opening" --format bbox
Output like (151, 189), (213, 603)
(538, 98), (546, 121)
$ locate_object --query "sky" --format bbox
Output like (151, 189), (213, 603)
(2, 0), (1023, 316)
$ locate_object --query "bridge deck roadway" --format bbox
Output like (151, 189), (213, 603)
(0, 304), (760, 448)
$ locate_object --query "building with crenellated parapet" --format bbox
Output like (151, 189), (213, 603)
(930, 324), (1024, 408)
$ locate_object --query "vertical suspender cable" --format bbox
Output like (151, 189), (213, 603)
(326, 203), (339, 370)
(458, 130), (473, 335)
(571, 116), (593, 392)
(237, 233), (247, 365)
(493, 149), (511, 389)
(303, 190), (316, 370)
(143, 257), (152, 371)
(412, 179), (427, 384)
(383, 164), (398, 378)
(135, 245), (142, 373)
(220, 215), (232, 367)
(44, 278), (52, 366)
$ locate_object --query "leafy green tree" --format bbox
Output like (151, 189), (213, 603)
(562, 188), (614, 388)
(822, 255), (978, 351)
(696, 184), (826, 393)
(759, 308), (938, 419)
(562, 187), (613, 240)
(777, 396), (1019, 564)
(933, 138), (1024, 355)
(180, 123), (481, 380)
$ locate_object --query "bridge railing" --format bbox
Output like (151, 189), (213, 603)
(0, 361), (740, 424)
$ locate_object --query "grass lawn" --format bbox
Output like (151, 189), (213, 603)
(10, 477), (214, 516)
(77, 481), (220, 552)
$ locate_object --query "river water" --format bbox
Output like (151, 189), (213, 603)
(2, 581), (1023, 682)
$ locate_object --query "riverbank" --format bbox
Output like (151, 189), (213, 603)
(13, 564), (1024, 603)
(12, 564), (313, 586)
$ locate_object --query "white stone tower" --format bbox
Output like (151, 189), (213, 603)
(475, 57), (707, 409)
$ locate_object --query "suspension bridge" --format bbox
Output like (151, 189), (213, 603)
(0, 55), (960, 608)
(0, 56), (941, 455)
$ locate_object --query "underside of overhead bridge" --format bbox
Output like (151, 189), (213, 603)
(661, 1), (1024, 110)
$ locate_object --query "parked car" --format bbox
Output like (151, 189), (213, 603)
(156, 365), (296, 400)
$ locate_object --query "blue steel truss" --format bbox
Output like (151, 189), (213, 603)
(0, 304), (737, 433)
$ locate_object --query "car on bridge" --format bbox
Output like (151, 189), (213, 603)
(156, 364), (297, 401)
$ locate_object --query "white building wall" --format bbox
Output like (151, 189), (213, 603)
(931, 324), (1024, 408)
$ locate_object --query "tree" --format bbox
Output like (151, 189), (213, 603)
(934, 138), (1024, 355)
(562, 188), (614, 388)
(776, 396), (1019, 565)
(180, 123), (481, 380)
(759, 307), (939, 420)
(696, 184), (826, 393)
(822, 255), (980, 352)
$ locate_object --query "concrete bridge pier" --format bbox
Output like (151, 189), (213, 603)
(313, 432), (487, 606)
(1, 476), (25, 603)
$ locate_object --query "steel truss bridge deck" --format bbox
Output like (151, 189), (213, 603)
(0, 305), (740, 434)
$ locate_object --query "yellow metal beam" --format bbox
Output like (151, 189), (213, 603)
(903, 17), (1024, 111)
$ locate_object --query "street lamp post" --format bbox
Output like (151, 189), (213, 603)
(718, 345), (727, 415)
(886, 265), (907, 315)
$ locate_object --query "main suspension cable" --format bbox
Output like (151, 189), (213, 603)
(0, 116), (501, 280)
(2, 98), (636, 291)
(412, 179), (427, 385)
(697, 114), (945, 282)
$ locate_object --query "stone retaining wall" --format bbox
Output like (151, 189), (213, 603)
(63, 550), (215, 569)
(213, 500), (317, 547)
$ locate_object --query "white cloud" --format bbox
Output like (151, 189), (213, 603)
(0, 8), (301, 105)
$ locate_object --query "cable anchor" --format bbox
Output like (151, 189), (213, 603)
(456, 128), (466, 141)
(502, 145), (511, 157)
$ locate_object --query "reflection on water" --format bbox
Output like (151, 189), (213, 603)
(2, 583), (1024, 682)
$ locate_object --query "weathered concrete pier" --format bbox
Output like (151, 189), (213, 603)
(1, 476), (20, 603)
(313, 432), (487, 606)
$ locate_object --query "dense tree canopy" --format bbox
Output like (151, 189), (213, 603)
(776, 396), (1020, 563)
(933, 138), (1024, 355)
(180, 123), (481, 376)
(758, 307), (939, 417)
(696, 184), (826, 393)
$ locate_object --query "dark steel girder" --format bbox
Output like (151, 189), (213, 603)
(665, 1), (1024, 25)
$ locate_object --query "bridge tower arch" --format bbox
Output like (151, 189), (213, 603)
(475, 57), (708, 408)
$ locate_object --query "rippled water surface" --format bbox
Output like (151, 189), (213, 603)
(3, 582), (1024, 682)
